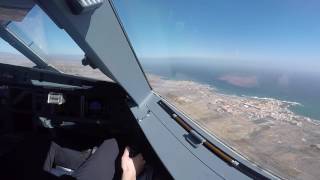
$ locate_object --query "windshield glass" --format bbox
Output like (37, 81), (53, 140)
(6, 5), (110, 81)
(0, 38), (35, 67)
(113, 0), (320, 179)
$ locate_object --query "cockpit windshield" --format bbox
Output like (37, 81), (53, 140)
(112, 0), (320, 179)
(5, 5), (110, 81)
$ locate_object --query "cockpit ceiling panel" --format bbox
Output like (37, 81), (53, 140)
(0, 0), (34, 21)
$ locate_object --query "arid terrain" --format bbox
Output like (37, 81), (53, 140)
(51, 62), (112, 81)
(148, 74), (320, 180)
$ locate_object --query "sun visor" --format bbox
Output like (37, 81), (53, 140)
(0, 0), (34, 22)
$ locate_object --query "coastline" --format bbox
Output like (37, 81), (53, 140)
(148, 74), (320, 180)
(153, 73), (320, 125)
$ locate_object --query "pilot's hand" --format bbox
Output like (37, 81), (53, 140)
(121, 146), (146, 180)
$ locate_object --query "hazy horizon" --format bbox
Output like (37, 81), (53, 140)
(1, 1), (320, 75)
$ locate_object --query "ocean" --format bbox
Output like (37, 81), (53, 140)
(142, 58), (320, 121)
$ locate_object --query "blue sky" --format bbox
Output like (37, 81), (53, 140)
(113, 0), (320, 61)
(1, 0), (320, 71)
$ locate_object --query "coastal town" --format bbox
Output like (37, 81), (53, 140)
(148, 74), (320, 180)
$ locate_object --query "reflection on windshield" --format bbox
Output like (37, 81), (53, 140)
(113, 0), (320, 179)
(7, 5), (83, 59)
(6, 5), (110, 81)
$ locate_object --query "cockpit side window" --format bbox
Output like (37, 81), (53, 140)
(0, 37), (35, 67)
(3, 5), (111, 81)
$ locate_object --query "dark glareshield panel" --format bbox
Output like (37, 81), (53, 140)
(0, 0), (34, 21)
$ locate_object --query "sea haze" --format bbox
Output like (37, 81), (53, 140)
(142, 58), (320, 120)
